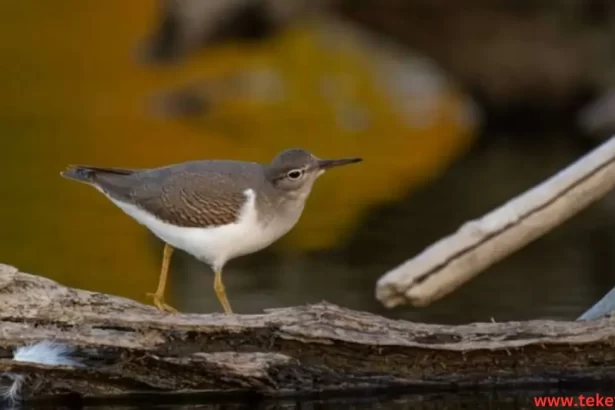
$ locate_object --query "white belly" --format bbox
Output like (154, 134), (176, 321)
(106, 189), (300, 271)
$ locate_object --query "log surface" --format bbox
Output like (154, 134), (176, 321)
(1, 264), (614, 402)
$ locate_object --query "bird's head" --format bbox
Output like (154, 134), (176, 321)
(265, 148), (362, 199)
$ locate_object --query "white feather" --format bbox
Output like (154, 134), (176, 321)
(12, 341), (79, 367)
(1, 341), (81, 405)
(107, 188), (302, 271)
(1, 374), (24, 407)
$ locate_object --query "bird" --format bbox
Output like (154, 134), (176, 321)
(61, 148), (362, 314)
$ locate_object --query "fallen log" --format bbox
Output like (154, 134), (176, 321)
(1, 263), (615, 405)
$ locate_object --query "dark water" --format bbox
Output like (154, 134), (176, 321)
(3, 2), (615, 409)
(21, 388), (615, 409)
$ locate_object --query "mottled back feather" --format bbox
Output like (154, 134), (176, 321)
(62, 161), (268, 228)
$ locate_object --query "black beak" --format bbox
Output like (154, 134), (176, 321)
(316, 157), (362, 170)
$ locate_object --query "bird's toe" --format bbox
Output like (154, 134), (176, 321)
(146, 292), (179, 314)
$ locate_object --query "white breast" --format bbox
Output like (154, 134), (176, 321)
(106, 189), (301, 271)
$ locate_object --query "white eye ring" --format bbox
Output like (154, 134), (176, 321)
(287, 169), (303, 180)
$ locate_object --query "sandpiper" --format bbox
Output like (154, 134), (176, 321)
(61, 148), (362, 314)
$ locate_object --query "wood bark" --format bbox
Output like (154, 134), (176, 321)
(1, 263), (615, 404)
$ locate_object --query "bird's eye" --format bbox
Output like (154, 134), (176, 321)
(287, 170), (303, 180)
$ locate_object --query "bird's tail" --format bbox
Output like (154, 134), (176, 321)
(60, 165), (134, 184)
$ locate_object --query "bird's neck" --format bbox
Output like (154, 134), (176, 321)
(254, 190), (307, 227)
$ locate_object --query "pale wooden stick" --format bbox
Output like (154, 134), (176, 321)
(376, 136), (615, 309)
(578, 285), (615, 320)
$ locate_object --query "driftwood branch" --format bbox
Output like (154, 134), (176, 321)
(2, 264), (615, 404)
(579, 286), (615, 321)
(376, 136), (615, 309)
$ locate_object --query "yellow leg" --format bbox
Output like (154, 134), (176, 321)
(214, 269), (233, 314)
(147, 243), (179, 314)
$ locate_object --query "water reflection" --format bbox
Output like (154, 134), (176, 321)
(23, 388), (615, 409)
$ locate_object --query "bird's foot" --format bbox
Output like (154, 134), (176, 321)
(146, 292), (179, 314)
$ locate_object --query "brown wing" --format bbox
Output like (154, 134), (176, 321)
(127, 170), (250, 228)
(64, 161), (259, 228)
